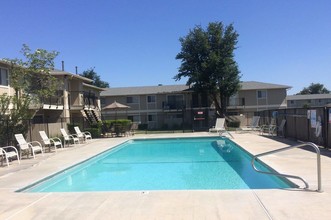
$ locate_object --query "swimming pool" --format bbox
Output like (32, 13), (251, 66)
(22, 137), (295, 192)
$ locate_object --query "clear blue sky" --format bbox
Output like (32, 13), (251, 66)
(1, 0), (330, 95)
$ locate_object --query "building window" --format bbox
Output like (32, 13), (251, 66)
(167, 94), (184, 109)
(0, 68), (9, 86)
(257, 90), (267, 99)
(147, 95), (156, 103)
(100, 98), (106, 105)
(126, 96), (139, 104)
(128, 115), (140, 123)
(229, 94), (238, 106)
(290, 100), (294, 104)
(148, 114), (156, 122)
(241, 98), (245, 106)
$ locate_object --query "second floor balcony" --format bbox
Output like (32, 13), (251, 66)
(29, 93), (64, 110)
(69, 91), (100, 110)
(162, 101), (186, 111)
(227, 97), (246, 109)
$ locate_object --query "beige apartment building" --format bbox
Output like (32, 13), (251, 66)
(101, 81), (291, 130)
(287, 94), (331, 108)
(0, 60), (104, 139)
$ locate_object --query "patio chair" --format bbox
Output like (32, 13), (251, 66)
(60, 128), (80, 147)
(74, 126), (92, 142)
(209, 118), (234, 138)
(259, 118), (276, 135)
(315, 120), (322, 137)
(128, 122), (139, 136)
(39, 131), (63, 152)
(0, 146), (20, 167)
(276, 119), (286, 137)
(209, 118), (226, 132)
(236, 116), (260, 133)
(14, 134), (44, 159)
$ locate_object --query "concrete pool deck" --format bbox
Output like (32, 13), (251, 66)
(1, 132), (331, 219)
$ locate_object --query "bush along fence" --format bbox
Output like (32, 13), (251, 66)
(0, 117), (89, 146)
(258, 107), (331, 148)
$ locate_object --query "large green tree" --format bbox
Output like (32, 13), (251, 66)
(81, 68), (109, 88)
(297, 83), (330, 95)
(174, 22), (241, 117)
(6, 44), (60, 100)
(0, 44), (60, 145)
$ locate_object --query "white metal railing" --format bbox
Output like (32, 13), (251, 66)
(251, 142), (322, 192)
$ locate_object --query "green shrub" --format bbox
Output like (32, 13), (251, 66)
(67, 123), (76, 134)
(86, 127), (101, 138)
(105, 119), (131, 127)
(138, 123), (148, 130)
(227, 120), (240, 128)
(101, 120), (112, 134)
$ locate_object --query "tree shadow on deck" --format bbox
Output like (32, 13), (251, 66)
(259, 134), (331, 158)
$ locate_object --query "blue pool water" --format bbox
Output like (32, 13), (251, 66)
(23, 137), (295, 192)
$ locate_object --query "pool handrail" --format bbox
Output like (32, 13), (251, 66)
(251, 142), (322, 192)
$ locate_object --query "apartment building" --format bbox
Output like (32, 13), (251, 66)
(48, 69), (105, 124)
(101, 84), (198, 129)
(101, 81), (291, 130)
(0, 60), (104, 135)
(228, 81), (290, 115)
(287, 94), (331, 108)
(0, 60), (14, 97)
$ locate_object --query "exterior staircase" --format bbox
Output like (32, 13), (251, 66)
(81, 109), (101, 124)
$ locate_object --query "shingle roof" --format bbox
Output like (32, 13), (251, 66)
(287, 94), (331, 100)
(82, 83), (107, 91)
(51, 69), (93, 83)
(240, 81), (291, 90)
(0, 60), (10, 66)
(101, 84), (191, 96)
(101, 81), (291, 97)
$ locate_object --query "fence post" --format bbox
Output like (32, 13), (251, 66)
(6, 119), (9, 146)
(29, 119), (32, 142)
(323, 107), (328, 148)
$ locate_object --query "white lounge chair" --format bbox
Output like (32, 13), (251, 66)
(260, 118), (276, 135)
(272, 119), (286, 137)
(128, 122), (139, 136)
(315, 121), (322, 137)
(209, 118), (234, 138)
(209, 118), (226, 132)
(39, 131), (63, 152)
(74, 126), (92, 142)
(0, 146), (20, 167)
(236, 116), (261, 132)
(14, 134), (44, 159)
(60, 128), (80, 147)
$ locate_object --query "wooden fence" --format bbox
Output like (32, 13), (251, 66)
(258, 107), (331, 148)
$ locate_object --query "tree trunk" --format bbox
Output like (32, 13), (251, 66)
(211, 93), (222, 118)
(219, 94), (227, 118)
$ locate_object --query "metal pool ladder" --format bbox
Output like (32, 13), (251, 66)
(251, 142), (322, 192)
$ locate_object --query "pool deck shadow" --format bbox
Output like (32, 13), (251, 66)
(1, 132), (331, 219)
(260, 134), (331, 158)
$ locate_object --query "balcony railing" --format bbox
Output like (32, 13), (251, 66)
(162, 101), (186, 111)
(69, 91), (99, 110)
(29, 93), (64, 110)
(227, 98), (245, 107)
